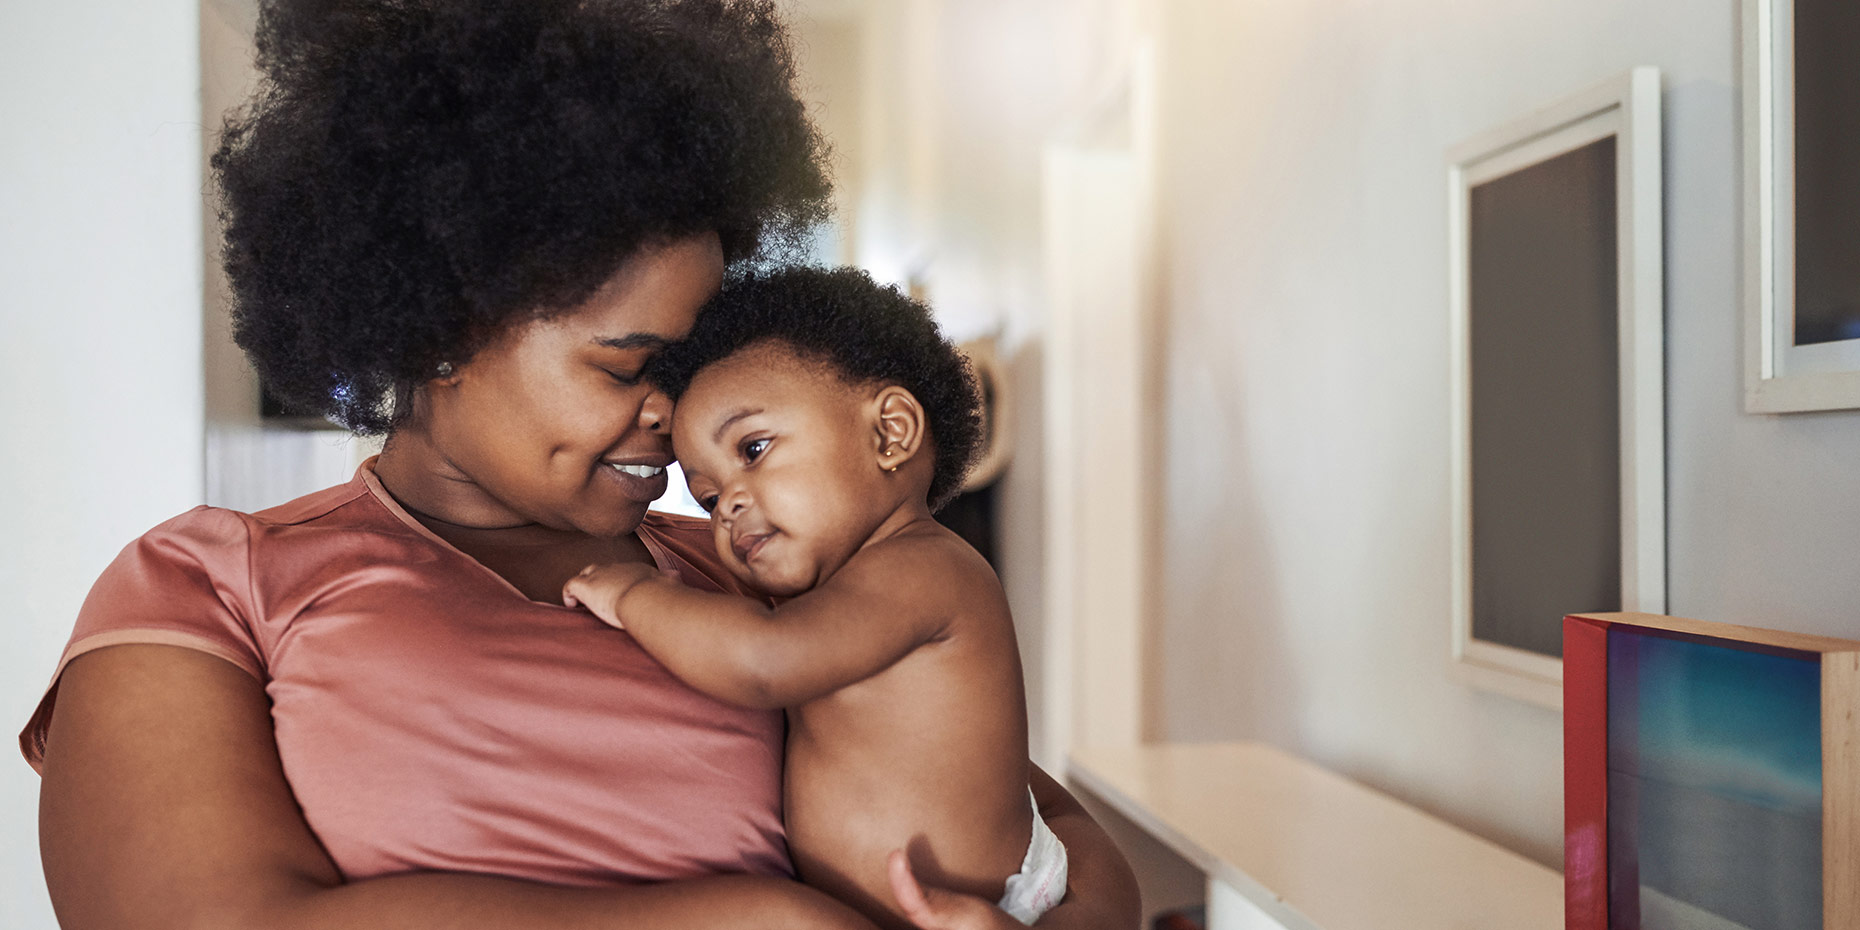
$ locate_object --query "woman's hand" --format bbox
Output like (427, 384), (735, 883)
(886, 766), (1139, 930)
(886, 852), (1025, 930)
(1022, 765), (1141, 930)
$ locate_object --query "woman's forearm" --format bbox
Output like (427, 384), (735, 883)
(259, 871), (875, 930)
(1028, 764), (1140, 930)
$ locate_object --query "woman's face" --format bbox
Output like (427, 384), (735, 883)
(418, 233), (724, 538)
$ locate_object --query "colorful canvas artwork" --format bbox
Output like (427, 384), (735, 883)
(1565, 613), (1860, 930)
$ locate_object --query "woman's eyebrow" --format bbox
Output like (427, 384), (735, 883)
(594, 334), (672, 351)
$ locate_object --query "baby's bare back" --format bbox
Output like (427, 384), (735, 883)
(782, 528), (1033, 930)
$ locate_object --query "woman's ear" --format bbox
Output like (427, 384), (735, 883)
(430, 359), (464, 387)
(871, 385), (926, 473)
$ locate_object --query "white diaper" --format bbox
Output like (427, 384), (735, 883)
(997, 789), (1069, 924)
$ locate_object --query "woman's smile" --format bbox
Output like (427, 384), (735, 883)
(602, 459), (673, 501)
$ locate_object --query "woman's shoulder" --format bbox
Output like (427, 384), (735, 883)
(136, 469), (388, 542)
(81, 473), (414, 662)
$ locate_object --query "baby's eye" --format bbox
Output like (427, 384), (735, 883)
(698, 493), (719, 512)
(742, 438), (770, 462)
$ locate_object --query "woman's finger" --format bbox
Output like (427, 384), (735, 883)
(888, 850), (1014, 930)
(888, 850), (934, 921)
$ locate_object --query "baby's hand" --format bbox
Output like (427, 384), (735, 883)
(562, 562), (675, 629)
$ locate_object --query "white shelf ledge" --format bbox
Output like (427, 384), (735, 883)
(1068, 741), (1562, 930)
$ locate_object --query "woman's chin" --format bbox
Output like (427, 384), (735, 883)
(576, 499), (653, 539)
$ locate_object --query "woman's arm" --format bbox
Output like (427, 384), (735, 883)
(38, 643), (877, 930)
(1024, 764), (1140, 929)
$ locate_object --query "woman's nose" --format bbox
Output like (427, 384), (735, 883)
(639, 386), (673, 433)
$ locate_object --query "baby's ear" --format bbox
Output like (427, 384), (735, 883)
(870, 385), (927, 473)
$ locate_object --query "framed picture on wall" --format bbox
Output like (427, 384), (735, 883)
(1744, 0), (1860, 413)
(1445, 68), (1666, 709)
(1564, 612), (1860, 929)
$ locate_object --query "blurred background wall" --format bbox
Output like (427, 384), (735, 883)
(790, 0), (1860, 920)
(3, 3), (205, 927)
(6, 0), (1859, 927)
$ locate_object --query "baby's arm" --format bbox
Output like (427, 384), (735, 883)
(563, 540), (954, 709)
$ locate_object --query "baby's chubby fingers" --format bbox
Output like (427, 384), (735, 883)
(561, 564), (631, 628)
(562, 562), (682, 628)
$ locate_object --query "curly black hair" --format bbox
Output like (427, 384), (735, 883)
(213, 0), (832, 432)
(648, 266), (983, 511)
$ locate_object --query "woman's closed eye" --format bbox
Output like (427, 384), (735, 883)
(604, 368), (643, 386)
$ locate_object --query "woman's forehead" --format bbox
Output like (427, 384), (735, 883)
(551, 234), (726, 341)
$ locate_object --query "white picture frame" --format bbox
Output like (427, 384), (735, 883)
(1743, 0), (1860, 413)
(1445, 68), (1666, 710)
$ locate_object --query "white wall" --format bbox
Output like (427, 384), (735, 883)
(0, 1), (205, 926)
(830, 0), (1860, 905)
(1151, 0), (1860, 868)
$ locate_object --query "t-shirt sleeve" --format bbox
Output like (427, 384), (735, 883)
(19, 505), (264, 772)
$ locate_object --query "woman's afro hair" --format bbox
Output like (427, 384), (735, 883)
(648, 266), (983, 511)
(214, 0), (832, 432)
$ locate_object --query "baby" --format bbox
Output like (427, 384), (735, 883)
(562, 266), (1066, 929)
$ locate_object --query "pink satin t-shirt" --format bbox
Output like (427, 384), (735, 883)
(19, 461), (790, 886)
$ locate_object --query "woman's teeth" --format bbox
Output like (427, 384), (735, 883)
(610, 464), (665, 478)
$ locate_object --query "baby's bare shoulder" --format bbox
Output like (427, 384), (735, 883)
(851, 520), (995, 578)
(832, 522), (1005, 617)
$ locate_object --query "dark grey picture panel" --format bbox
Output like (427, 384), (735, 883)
(1468, 138), (1622, 660)
(1791, 0), (1860, 348)
(1744, 0), (1860, 411)
(1447, 67), (1664, 708)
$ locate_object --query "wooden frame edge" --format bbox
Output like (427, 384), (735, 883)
(1825, 650), (1860, 928)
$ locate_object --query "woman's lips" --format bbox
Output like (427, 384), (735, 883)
(602, 461), (670, 502)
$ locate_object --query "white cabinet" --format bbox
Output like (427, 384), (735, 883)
(1069, 742), (1562, 930)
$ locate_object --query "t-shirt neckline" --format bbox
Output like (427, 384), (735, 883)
(353, 456), (672, 607)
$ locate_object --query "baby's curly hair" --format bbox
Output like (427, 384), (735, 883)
(649, 267), (983, 511)
(214, 0), (832, 432)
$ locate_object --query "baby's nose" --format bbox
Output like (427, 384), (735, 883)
(720, 488), (750, 516)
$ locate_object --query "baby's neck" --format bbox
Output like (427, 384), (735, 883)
(854, 497), (944, 553)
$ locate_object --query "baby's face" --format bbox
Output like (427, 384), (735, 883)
(671, 342), (894, 597)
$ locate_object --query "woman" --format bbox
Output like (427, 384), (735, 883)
(22, 2), (1139, 928)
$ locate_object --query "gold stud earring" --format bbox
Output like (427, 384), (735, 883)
(883, 448), (898, 472)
